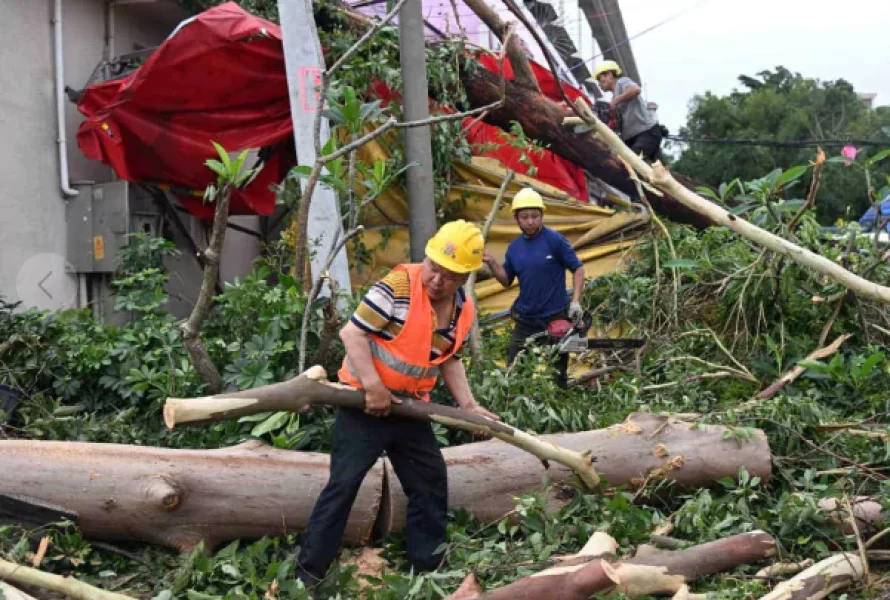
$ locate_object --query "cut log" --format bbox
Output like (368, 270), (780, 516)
(382, 412), (772, 531)
(819, 497), (888, 544)
(164, 366), (601, 488)
(0, 440), (383, 552)
(756, 553), (865, 600)
(0, 412), (770, 552)
(445, 530), (776, 599)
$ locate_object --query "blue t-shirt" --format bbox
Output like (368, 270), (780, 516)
(502, 227), (583, 319)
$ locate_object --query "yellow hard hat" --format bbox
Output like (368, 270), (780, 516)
(511, 187), (546, 213)
(592, 60), (622, 80)
(424, 220), (484, 273)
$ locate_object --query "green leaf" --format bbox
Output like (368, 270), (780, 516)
(867, 148), (890, 167)
(205, 160), (227, 178)
(776, 165), (809, 188)
(211, 141), (231, 173)
(251, 411), (290, 437)
(661, 259), (702, 269)
(187, 592), (223, 600)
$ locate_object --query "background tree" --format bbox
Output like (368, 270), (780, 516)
(673, 66), (890, 223)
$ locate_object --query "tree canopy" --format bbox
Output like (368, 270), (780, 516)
(673, 66), (890, 223)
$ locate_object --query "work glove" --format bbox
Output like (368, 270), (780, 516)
(568, 301), (582, 320)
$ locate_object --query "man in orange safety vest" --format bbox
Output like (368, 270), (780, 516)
(296, 220), (500, 590)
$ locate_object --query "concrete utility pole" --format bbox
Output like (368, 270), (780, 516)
(398, 0), (437, 261)
(278, 0), (352, 304)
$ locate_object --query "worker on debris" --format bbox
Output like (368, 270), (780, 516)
(483, 188), (584, 388)
(295, 220), (500, 590)
(593, 59), (663, 162)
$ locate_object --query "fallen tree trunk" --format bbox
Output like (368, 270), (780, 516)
(164, 366), (602, 488)
(381, 412), (772, 532)
(756, 553), (865, 600)
(446, 530), (777, 599)
(0, 414), (771, 551)
(0, 439), (383, 552)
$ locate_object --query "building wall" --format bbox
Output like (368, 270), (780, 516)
(0, 0), (261, 315)
(0, 0), (183, 309)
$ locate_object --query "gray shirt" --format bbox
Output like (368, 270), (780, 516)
(615, 77), (657, 140)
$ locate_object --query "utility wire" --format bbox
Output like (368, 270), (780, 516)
(666, 136), (890, 149)
(571, 0), (711, 73)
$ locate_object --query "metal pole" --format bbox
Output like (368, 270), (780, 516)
(399, 0), (437, 261)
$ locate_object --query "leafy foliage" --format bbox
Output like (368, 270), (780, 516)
(675, 66), (890, 223)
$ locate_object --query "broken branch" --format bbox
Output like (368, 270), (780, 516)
(164, 366), (601, 488)
(565, 102), (890, 305)
(0, 557), (135, 600)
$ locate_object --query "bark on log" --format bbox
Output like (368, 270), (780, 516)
(756, 553), (865, 600)
(0, 440), (383, 552)
(819, 497), (888, 546)
(446, 530), (777, 599)
(164, 366), (601, 488)
(382, 412), (772, 532)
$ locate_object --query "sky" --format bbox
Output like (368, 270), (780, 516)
(617, 0), (890, 136)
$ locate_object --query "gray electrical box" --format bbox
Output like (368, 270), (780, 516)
(66, 181), (157, 273)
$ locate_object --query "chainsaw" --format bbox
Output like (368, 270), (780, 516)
(531, 311), (645, 354)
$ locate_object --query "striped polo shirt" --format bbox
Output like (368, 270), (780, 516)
(351, 269), (467, 360)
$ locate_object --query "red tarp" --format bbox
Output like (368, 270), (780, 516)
(76, 2), (591, 220)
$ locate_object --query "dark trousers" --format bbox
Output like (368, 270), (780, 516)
(297, 408), (448, 585)
(508, 310), (569, 389)
(625, 124), (664, 163)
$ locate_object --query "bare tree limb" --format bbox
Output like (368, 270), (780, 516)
(787, 147), (826, 231)
(163, 366), (601, 488)
(178, 183), (231, 393)
(298, 227), (364, 372)
(294, 0), (408, 288)
(0, 557), (135, 600)
(466, 169), (515, 360)
(755, 333), (851, 401)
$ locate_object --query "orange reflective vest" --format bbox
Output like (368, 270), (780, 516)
(338, 263), (475, 401)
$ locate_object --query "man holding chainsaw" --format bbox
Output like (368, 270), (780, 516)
(483, 188), (585, 388)
(593, 59), (663, 163)
(295, 220), (499, 590)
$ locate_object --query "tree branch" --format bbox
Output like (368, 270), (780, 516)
(298, 227), (364, 372)
(178, 183), (230, 393)
(462, 0), (539, 92)
(163, 366), (601, 488)
(0, 557), (135, 600)
(466, 169), (514, 360)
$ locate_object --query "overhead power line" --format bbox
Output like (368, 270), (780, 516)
(666, 136), (890, 149)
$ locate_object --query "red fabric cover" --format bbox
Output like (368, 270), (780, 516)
(76, 2), (591, 221)
(76, 2), (290, 219)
